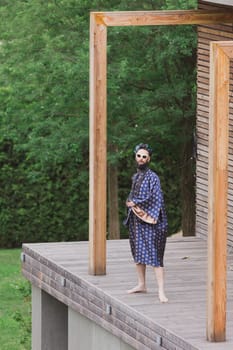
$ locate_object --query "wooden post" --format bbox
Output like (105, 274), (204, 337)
(89, 13), (107, 275)
(207, 41), (233, 342)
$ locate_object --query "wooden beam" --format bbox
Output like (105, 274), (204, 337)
(94, 10), (233, 27)
(89, 13), (107, 275)
(207, 41), (233, 342)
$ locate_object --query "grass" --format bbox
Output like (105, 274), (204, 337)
(0, 249), (31, 350)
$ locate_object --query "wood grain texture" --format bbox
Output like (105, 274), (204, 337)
(207, 41), (232, 342)
(93, 10), (233, 27)
(89, 13), (107, 275)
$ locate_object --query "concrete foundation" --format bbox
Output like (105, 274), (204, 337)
(68, 308), (135, 350)
(32, 285), (68, 350)
(32, 285), (134, 350)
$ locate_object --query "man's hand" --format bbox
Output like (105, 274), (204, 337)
(126, 200), (135, 207)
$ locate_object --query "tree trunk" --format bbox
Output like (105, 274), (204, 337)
(181, 128), (196, 236)
(108, 162), (120, 239)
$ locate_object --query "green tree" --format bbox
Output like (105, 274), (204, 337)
(0, 0), (197, 247)
(0, 0), (90, 246)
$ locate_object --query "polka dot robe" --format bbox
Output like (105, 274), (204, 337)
(127, 168), (168, 267)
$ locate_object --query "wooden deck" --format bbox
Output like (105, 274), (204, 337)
(22, 236), (233, 350)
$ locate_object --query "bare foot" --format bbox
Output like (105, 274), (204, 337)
(158, 290), (168, 303)
(127, 285), (147, 294)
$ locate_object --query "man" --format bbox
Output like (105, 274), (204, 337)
(125, 143), (168, 302)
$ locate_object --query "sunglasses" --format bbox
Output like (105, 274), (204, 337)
(136, 154), (148, 159)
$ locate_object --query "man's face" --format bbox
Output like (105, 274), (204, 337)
(135, 149), (150, 166)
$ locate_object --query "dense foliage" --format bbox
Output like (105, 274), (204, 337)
(0, 0), (197, 247)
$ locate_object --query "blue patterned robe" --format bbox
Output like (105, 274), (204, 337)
(126, 167), (168, 267)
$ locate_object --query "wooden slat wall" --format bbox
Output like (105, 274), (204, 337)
(197, 0), (233, 246)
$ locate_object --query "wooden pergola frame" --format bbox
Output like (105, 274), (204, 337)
(89, 9), (233, 342)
